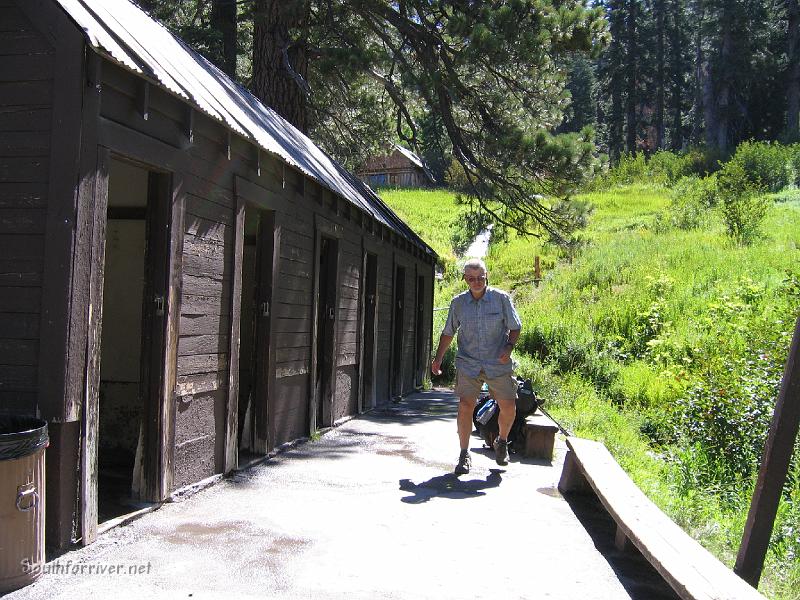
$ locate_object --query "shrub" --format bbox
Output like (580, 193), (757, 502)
(716, 161), (770, 245)
(728, 140), (792, 193)
(665, 176), (717, 230)
(605, 152), (648, 187)
(649, 151), (697, 184)
(681, 146), (724, 177)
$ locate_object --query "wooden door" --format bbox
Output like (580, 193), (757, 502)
(359, 253), (377, 412)
(253, 210), (275, 453)
(391, 266), (406, 398)
(415, 274), (426, 387)
(313, 236), (338, 430)
(138, 171), (172, 502)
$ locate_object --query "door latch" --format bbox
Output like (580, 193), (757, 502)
(154, 295), (165, 316)
(260, 301), (270, 317)
(328, 306), (335, 320)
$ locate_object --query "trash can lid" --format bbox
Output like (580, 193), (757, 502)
(0, 416), (48, 460)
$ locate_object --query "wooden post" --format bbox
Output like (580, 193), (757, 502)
(735, 314), (800, 586)
(534, 255), (541, 287)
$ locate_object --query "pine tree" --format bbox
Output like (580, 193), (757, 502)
(787, 0), (800, 140)
(244, 1), (608, 238)
(654, 0), (666, 149)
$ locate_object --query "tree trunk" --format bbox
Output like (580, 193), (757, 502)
(251, 0), (309, 132)
(655, 0), (666, 150)
(787, 0), (800, 140)
(716, 7), (734, 152)
(691, 0), (705, 145)
(668, 0), (684, 150)
(624, 0), (638, 154)
(211, 0), (237, 78)
(608, 1), (626, 161)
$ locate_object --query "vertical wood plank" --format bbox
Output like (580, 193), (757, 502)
(308, 226), (321, 435)
(265, 219), (281, 449)
(80, 146), (109, 546)
(225, 194), (245, 471)
(356, 246), (367, 414)
(35, 17), (87, 422)
(735, 314), (800, 586)
(139, 172), (173, 502)
(159, 174), (184, 497)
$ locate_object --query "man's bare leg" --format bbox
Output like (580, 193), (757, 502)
(496, 397), (516, 441)
(494, 397), (516, 465)
(457, 396), (477, 450)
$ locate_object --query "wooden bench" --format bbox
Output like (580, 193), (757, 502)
(558, 437), (765, 600)
(522, 411), (559, 460)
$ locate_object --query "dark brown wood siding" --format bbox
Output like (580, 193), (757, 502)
(96, 58), (434, 490)
(0, 2), (53, 415)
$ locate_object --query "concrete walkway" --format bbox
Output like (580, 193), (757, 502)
(6, 390), (677, 600)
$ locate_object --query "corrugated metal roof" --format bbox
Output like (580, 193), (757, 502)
(53, 0), (433, 255)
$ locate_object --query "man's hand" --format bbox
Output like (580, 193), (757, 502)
(498, 344), (513, 364)
(431, 358), (443, 375)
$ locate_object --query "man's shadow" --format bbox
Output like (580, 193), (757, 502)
(399, 469), (503, 504)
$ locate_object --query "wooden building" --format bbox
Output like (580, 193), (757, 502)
(0, 0), (435, 549)
(357, 145), (436, 189)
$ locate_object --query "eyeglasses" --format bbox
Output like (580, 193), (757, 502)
(465, 275), (486, 283)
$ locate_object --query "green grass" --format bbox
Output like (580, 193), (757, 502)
(378, 187), (469, 271)
(382, 183), (800, 599)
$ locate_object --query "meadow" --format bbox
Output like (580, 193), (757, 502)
(380, 181), (800, 600)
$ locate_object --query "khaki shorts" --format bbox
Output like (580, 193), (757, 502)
(455, 370), (517, 401)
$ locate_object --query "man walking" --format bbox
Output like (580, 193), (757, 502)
(431, 258), (522, 475)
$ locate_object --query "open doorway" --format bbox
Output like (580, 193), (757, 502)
(237, 207), (275, 464)
(359, 253), (377, 412)
(391, 265), (406, 398)
(312, 236), (338, 431)
(97, 158), (168, 523)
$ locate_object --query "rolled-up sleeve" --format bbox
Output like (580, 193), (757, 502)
(503, 294), (522, 332)
(442, 300), (459, 337)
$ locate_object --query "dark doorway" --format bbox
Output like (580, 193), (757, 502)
(415, 275), (426, 387)
(391, 265), (406, 398)
(237, 207), (275, 462)
(313, 236), (338, 431)
(97, 158), (169, 522)
(360, 253), (378, 412)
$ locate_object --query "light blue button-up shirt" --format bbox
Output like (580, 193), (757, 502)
(442, 287), (522, 378)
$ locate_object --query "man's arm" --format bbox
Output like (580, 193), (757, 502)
(498, 329), (520, 364)
(431, 334), (454, 375)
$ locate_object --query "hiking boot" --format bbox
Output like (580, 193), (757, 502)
(493, 438), (509, 466)
(454, 452), (471, 475)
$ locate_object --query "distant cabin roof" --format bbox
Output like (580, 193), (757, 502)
(52, 0), (433, 255)
(360, 145), (436, 184)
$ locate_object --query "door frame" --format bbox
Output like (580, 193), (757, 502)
(226, 176), (286, 470)
(309, 214), (344, 434)
(80, 148), (184, 543)
(357, 240), (380, 413)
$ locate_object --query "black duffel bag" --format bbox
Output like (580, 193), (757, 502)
(471, 377), (542, 450)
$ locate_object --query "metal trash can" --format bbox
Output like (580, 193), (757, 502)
(0, 416), (48, 593)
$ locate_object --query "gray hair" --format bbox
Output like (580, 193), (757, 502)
(462, 258), (487, 274)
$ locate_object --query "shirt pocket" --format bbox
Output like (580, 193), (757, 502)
(483, 310), (505, 339)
